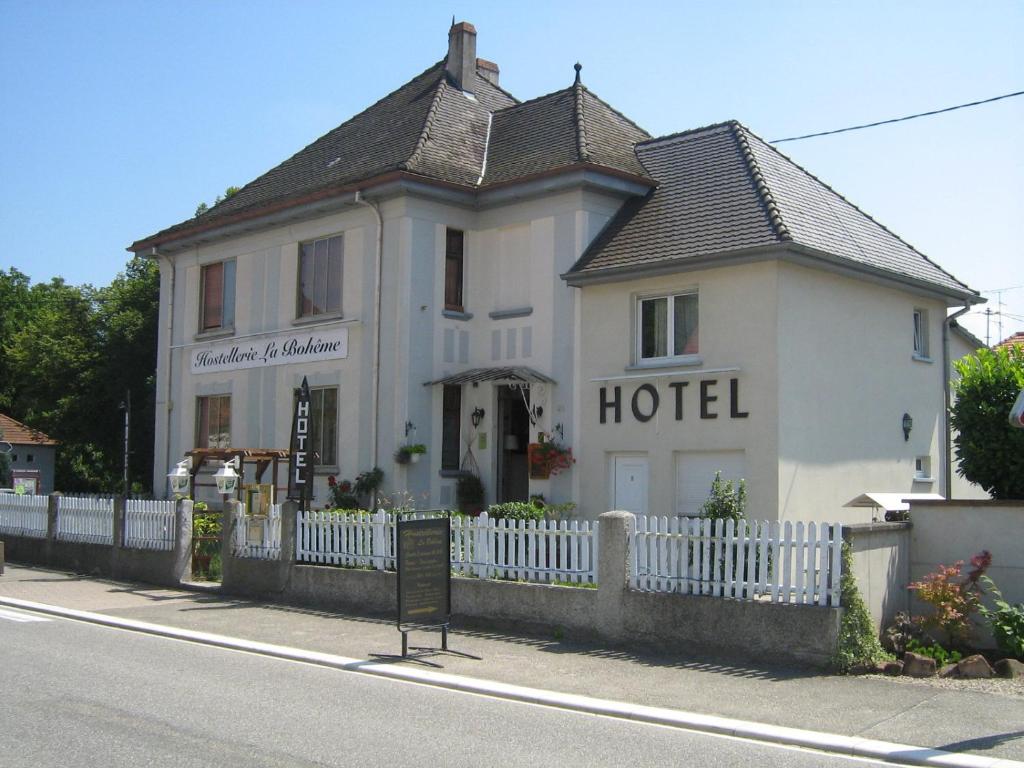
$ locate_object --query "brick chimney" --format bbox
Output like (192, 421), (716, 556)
(476, 58), (499, 87)
(447, 21), (477, 92)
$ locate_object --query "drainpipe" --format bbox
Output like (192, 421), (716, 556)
(942, 304), (971, 500)
(354, 190), (384, 472)
(152, 247), (175, 498)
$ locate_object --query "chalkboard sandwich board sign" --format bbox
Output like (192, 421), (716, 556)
(397, 517), (451, 629)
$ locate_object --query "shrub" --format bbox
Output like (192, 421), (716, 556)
(906, 638), (962, 666)
(487, 501), (545, 522)
(950, 345), (1024, 499)
(882, 611), (926, 656)
(699, 471), (746, 523)
(907, 551), (989, 649)
(978, 575), (1024, 660)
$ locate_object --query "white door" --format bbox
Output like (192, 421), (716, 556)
(612, 455), (648, 515)
(676, 450), (747, 518)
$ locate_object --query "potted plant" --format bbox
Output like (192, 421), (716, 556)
(394, 443), (427, 465)
(527, 438), (575, 480)
(456, 473), (485, 515)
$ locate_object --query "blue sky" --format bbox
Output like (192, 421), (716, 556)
(1, 0), (1021, 342)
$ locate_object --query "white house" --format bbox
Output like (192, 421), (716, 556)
(132, 21), (983, 521)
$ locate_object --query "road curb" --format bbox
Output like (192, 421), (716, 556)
(1, 595), (1020, 768)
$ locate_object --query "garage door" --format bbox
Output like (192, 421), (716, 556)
(675, 450), (747, 518)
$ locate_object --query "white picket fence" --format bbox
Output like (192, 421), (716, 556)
(633, 516), (842, 607)
(296, 510), (598, 585)
(123, 499), (176, 550)
(232, 504), (282, 560)
(56, 496), (115, 545)
(0, 494), (49, 539)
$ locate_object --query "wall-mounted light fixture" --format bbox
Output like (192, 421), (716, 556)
(902, 413), (913, 442)
(404, 420), (415, 437)
(471, 407), (486, 427)
(167, 457), (192, 495)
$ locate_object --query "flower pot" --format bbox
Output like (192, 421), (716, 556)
(410, 453), (421, 464)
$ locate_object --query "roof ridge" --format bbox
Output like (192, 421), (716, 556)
(637, 120), (737, 148)
(402, 75), (448, 171)
(197, 59), (448, 222)
(573, 82), (591, 162)
(730, 122), (792, 242)
(491, 84), (574, 115)
(579, 85), (651, 138)
(739, 125), (974, 293)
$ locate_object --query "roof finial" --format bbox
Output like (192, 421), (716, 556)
(574, 62), (582, 85)
(451, 15), (455, 28)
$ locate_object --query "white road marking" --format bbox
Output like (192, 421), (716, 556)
(0, 606), (51, 623)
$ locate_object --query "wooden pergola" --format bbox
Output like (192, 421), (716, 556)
(184, 448), (290, 501)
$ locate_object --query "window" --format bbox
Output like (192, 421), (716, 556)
(293, 386), (338, 467)
(638, 292), (698, 362)
(196, 395), (231, 448)
(298, 235), (343, 318)
(915, 456), (933, 481)
(445, 228), (465, 311)
(441, 385), (462, 470)
(913, 309), (929, 358)
(200, 260), (236, 331)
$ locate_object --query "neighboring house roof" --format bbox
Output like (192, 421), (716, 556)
(995, 331), (1024, 351)
(0, 414), (58, 447)
(567, 121), (976, 299)
(949, 319), (986, 352)
(130, 61), (652, 252)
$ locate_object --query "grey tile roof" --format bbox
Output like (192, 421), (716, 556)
(132, 63), (651, 249)
(483, 85), (650, 185)
(569, 121), (975, 297)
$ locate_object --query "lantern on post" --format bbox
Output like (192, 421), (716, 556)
(167, 458), (192, 496)
(214, 456), (241, 496)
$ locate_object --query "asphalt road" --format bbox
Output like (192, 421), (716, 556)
(0, 606), (898, 768)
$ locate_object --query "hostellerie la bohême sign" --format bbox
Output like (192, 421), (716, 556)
(191, 328), (348, 374)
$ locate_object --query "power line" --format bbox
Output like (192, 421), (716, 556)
(771, 90), (1024, 144)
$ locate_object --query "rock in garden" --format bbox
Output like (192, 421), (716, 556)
(956, 655), (993, 679)
(882, 660), (904, 676)
(902, 652), (937, 677)
(938, 663), (959, 678)
(994, 659), (1024, 679)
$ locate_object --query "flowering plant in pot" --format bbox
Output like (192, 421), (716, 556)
(527, 438), (575, 480)
(394, 444), (427, 465)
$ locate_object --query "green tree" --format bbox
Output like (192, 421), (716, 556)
(195, 185), (240, 218)
(950, 345), (1024, 499)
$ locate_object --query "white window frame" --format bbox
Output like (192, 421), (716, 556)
(914, 455), (934, 482)
(913, 308), (930, 360)
(635, 290), (699, 365)
(296, 234), (344, 320)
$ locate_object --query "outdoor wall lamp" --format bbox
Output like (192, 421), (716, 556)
(213, 456), (241, 495)
(167, 457), (192, 495)
(902, 413), (913, 442)
(471, 407), (486, 427)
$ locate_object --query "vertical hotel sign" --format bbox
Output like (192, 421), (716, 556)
(288, 376), (314, 507)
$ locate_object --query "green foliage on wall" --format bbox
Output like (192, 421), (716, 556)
(950, 345), (1024, 499)
(832, 541), (891, 673)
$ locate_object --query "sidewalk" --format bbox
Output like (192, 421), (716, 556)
(2, 563), (1022, 764)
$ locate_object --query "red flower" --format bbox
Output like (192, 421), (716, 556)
(327, 475), (337, 487)
(339, 480), (352, 493)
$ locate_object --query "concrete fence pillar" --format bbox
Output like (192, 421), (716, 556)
(172, 498), (194, 584)
(279, 501), (298, 565)
(596, 511), (636, 642)
(112, 496), (125, 551)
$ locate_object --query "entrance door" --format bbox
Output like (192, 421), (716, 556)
(612, 455), (648, 515)
(497, 386), (530, 503)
